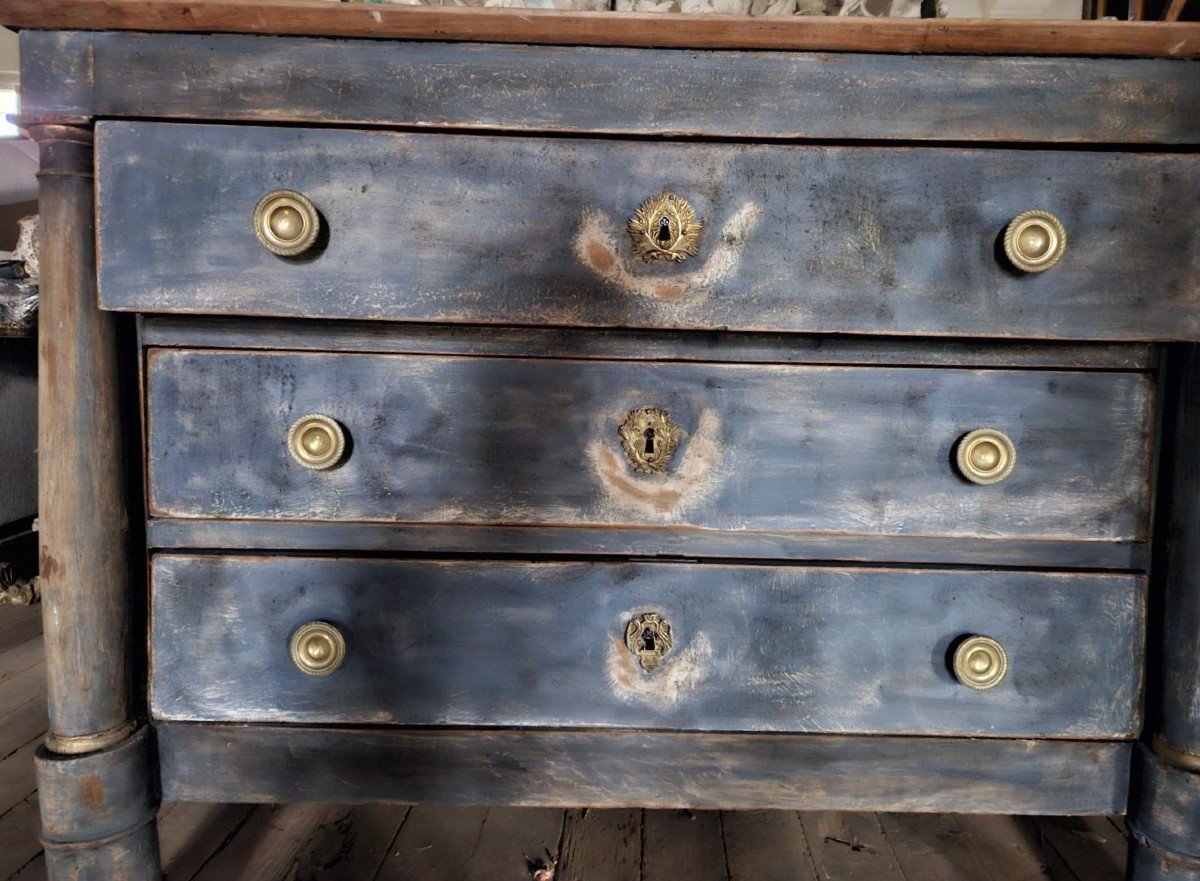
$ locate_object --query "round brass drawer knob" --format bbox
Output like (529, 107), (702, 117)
(953, 635), (1008, 691)
(289, 621), (346, 677)
(1004, 209), (1066, 273)
(287, 414), (347, 471)
(254, 189), (320, 257)
(956, 428), (1016, 486)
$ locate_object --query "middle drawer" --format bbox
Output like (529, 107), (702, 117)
(146, 349), (1153, 562)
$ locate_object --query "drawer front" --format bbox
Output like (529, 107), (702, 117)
(149, 555), (1145, 737)
(97, 122), (1200, 340)
(146, 349), (1154, 553)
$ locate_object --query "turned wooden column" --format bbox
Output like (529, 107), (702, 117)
(27, 121), (161, 881)
(1128, 344), (1200, 880)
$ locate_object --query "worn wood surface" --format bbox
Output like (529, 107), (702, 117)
(32, 124), (136, 753)
(150, 555), (1145, 737)
(145, 518), (1151, 570)
(8, 4), (1200, 59)
(139, 316), (1160, 371)
(0, 609), (1133, 880)
(145, 349), (1154, 556)
(99, 122), (1200, 339)
(1128, 844), (1200, 880)
(1155, 345), (1200, 762)
(155, 723), (1132, 814)
(26, 32), (1200, 142)
(1130, 748), (1200, 862)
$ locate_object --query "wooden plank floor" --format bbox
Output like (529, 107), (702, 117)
(0, 604), (1129, 881)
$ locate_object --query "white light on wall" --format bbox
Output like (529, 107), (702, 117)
(0, 91), (18, 138)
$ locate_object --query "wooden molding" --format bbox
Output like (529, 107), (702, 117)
(3, 0), (1200, 57)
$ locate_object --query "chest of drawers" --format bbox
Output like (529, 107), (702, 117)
(9, 6), (1200, 879)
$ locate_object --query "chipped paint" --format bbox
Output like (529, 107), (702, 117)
(588, 408), (725, 521)
(574, 203), (763, 309)
(607, 624), (713, 706)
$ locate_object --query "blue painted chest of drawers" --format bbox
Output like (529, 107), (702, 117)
(11, 10), (1200, 879)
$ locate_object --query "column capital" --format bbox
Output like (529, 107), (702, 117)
(19, 121), (94, 179)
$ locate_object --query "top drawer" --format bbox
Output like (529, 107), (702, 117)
(96, 122), (1200, 341)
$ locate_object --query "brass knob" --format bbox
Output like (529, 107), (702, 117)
(626, 612), (674, 671)
(956, 428), (1016, 486)
(287, 414), (346, 471)
(628, 193), (702, 263)
(254, 189), (320, 256)
(1004, 209), (1066, 273)
(289, 621), (346, 677)
(953, 635), (1008, 691)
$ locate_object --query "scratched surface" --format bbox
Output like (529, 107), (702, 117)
(97, 122), (1200, 340)
(24, 31), (1200, 144)
(149, 555), (1144, 737)
(145, 348), (1154, 552)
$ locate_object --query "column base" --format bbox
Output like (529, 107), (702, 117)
(1128, 745), (1200, 880)
(35, 725), (162, 881)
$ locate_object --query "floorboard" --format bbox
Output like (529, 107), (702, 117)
(0, 604), (1135, 881)
(558, 809), (642, 881)
(722, 809), (818, 881)
(803, 811), (909, 880)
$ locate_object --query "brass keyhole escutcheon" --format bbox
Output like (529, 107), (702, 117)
(626, 612), (674, 672)
(618, 408), (682, 474)
(628, 193), (703, 263)
(1003, 209), (1066, 273)
(953, 635), (1008, 691)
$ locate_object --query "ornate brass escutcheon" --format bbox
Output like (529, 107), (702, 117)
(626, 612), (674, 671)
(618, 408), (682, 474)
(627, 193), (703, 263)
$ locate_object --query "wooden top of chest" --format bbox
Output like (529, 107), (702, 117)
(4, 0), (1200, 58)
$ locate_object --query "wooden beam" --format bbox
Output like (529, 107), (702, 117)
(3, 0), (1200, 57)
(156, 723), (1134, 815)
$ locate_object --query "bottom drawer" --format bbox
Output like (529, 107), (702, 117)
(149, 555), (1144, 737)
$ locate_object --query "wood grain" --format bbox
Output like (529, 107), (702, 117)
(145, 518), (1150, 571)
(6, 2), (1200, 57)
(138, 315), (1160, 371)
(26, 32), (1200, 143)
(802, 813), (906, 880)
(374, 805), (488, 881)
(643, 810), (727, 881)
(721, 810), (818, 881)
(156, 723), (1134, 815)
(33, 122), (136, 752)
(464, 807), (566, 881)
(1155, 346), (1200, 761)
(145, 349), (1155, 551)
(100, 123), (1200, 339)
(149, 555), (1145, 737)
(558, 809), (641, 881)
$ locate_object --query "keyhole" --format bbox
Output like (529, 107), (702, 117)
(642, 631), (657, 652)
(643, 427), (656, 456)
(656, 216), (673, 245)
